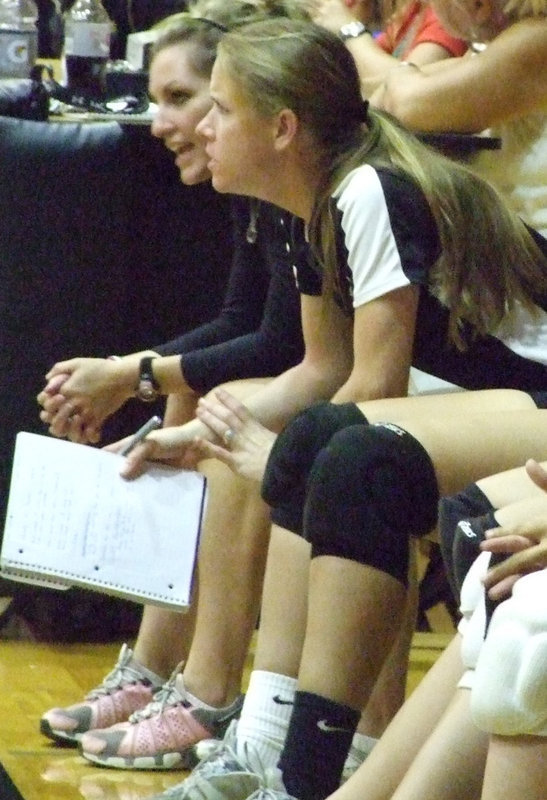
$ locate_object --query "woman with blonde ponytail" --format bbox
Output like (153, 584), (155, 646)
(122, 17), (547, 800)
(201, 19), (546, 354)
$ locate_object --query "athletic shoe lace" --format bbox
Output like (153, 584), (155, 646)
(128, 662), (186, 723)
(85, 644), (150, 700)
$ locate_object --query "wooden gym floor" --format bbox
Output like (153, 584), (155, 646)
(0, 617), (453, 800)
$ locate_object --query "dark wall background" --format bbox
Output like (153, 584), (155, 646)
(0, 116), (232, 639)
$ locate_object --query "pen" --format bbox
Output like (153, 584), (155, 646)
(120, 415), (162, 456)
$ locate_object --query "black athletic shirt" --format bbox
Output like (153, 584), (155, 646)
(155, 198), (304, 394)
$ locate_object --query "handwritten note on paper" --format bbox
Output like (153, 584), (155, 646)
(1, 433), (207, 609)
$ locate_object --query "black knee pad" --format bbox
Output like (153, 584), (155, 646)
(262, 402), (367, 534)
(438, 485), (496, 599)
(303, 423), (439, 587)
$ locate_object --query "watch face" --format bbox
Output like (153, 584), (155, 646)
(340, 21), (366, 39)
(138, 380), (158, 402)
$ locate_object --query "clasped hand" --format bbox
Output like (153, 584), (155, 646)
(37, 358), (130, 443)
(481, 459), (547, 600)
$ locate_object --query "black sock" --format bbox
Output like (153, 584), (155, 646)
(278, 691), (360, 800)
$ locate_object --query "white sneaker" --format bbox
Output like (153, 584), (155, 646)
(148, 721), (283, 800)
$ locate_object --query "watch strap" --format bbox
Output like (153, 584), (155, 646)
(136, 356), (160, 402)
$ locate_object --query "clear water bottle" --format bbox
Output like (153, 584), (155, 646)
(63, 0), (112, 99)
(0, 0), (38, 78)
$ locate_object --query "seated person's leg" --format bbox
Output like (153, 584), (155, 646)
(358, 543), (419, 739)
(233, 523), (312, 766)
(183, 453), (271, 708)
(132, 391), (200, 677)
(280, 422), (439, 800)
(329, 451), (547, 800)
(329, 635), (487, 800)
(393, 409), (547, 501)
(276, 406), (547, 800)
(437, 462), (547, 800)
(358, 388), (535, 423)
(308, 431), (547, 800)
(262, 401), (368, 526)
(40, 390), (197, 745)
(57, 379), (274, 768)
(481, 733), (547, 800)
(184, 377), (293, 708)
(465, 467), (547, 800)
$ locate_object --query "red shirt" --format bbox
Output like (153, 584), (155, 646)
(376, 2), (468, 60)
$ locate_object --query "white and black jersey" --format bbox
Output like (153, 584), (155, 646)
(290, 164), (547, 397)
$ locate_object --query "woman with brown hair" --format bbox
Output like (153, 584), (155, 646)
(118, 16), (546, 800)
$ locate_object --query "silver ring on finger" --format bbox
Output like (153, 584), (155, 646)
(223, 428), (235, 447)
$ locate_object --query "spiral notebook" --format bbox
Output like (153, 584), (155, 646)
(0, 432), (207, 611)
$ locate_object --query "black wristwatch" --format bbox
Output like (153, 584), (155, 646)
(339, 21), (371, 40)
(136, 356), (160, 402)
